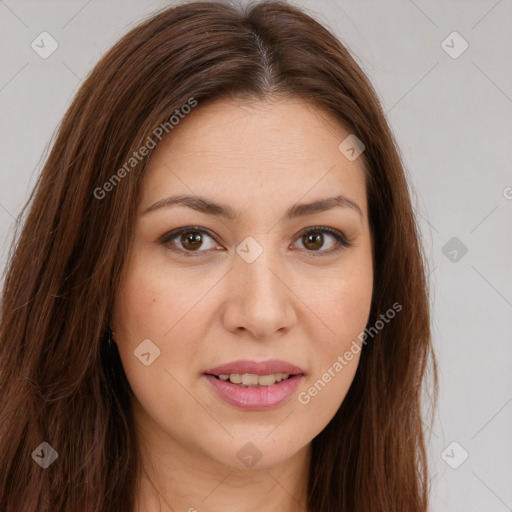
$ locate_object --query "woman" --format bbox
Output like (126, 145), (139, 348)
(0, 1), (437, 511)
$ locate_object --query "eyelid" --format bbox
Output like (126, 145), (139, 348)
(293, 226), (355, 256)
(160, 225), (354, 257)
(159, 226), (222, 257)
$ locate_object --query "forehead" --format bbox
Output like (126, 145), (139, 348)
(141, 97), (368, 221)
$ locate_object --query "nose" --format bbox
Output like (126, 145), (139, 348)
(220, 242), (297, 340)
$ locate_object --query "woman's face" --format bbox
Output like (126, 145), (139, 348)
(112, 97), (373, 470)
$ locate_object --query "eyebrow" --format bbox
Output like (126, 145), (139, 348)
(142, 194), (363, 221)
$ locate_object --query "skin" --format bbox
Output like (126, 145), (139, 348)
(111, 96), (374, 512)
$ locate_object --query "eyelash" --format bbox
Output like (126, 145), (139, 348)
(159, 225), (354, 258)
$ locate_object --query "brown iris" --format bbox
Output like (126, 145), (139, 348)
(177, 229), (327, 253)
(303, 231), (323, 251)
(181, 231), (203, 250)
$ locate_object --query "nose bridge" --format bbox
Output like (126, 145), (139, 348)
(236, 235), (285, 301)
(224, 234), (294, 337)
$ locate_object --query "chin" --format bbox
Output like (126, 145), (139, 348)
(202, 433), (309, 470)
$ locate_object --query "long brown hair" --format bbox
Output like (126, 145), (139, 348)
(0, 1), (437, 510)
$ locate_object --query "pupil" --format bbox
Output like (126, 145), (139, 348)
(180, 231), (324, 251)
(182, 231), (202, 250)
(304, 232), (323, 250)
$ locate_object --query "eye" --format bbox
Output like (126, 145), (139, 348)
(291, 226), (353, 256)
(160, 226), (221, 257)
(160, 225), (353, 258)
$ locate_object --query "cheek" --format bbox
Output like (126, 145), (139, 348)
(310, 248), (373, 355)
(110, 256), (201, 413)
(111, 249), (219, 387)
(113, 251), (205, 340)
(110, 253), (174, 378)
(297, 248), (372, 414)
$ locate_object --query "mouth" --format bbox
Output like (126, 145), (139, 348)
(208, 372), (295, 387)
(203, 359), (305, 410)
(205, 359), (304, 385)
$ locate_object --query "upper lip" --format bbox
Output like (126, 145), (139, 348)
(205, 359), (305, 376)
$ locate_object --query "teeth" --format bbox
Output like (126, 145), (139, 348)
(216, 373), (292, 387)
(241, 374), (259, 386)
(257, 374), (276, 386)
(229, 373), (242, 384)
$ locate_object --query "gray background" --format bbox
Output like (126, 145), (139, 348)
(1, 0), (511, 510)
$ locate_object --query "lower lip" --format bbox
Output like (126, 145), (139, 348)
(203, 374), (303, 410)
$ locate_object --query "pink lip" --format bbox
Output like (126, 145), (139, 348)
(204, 359), (305, 410)
(204, 374), (304, 410)
(205, 359), (304, 376)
